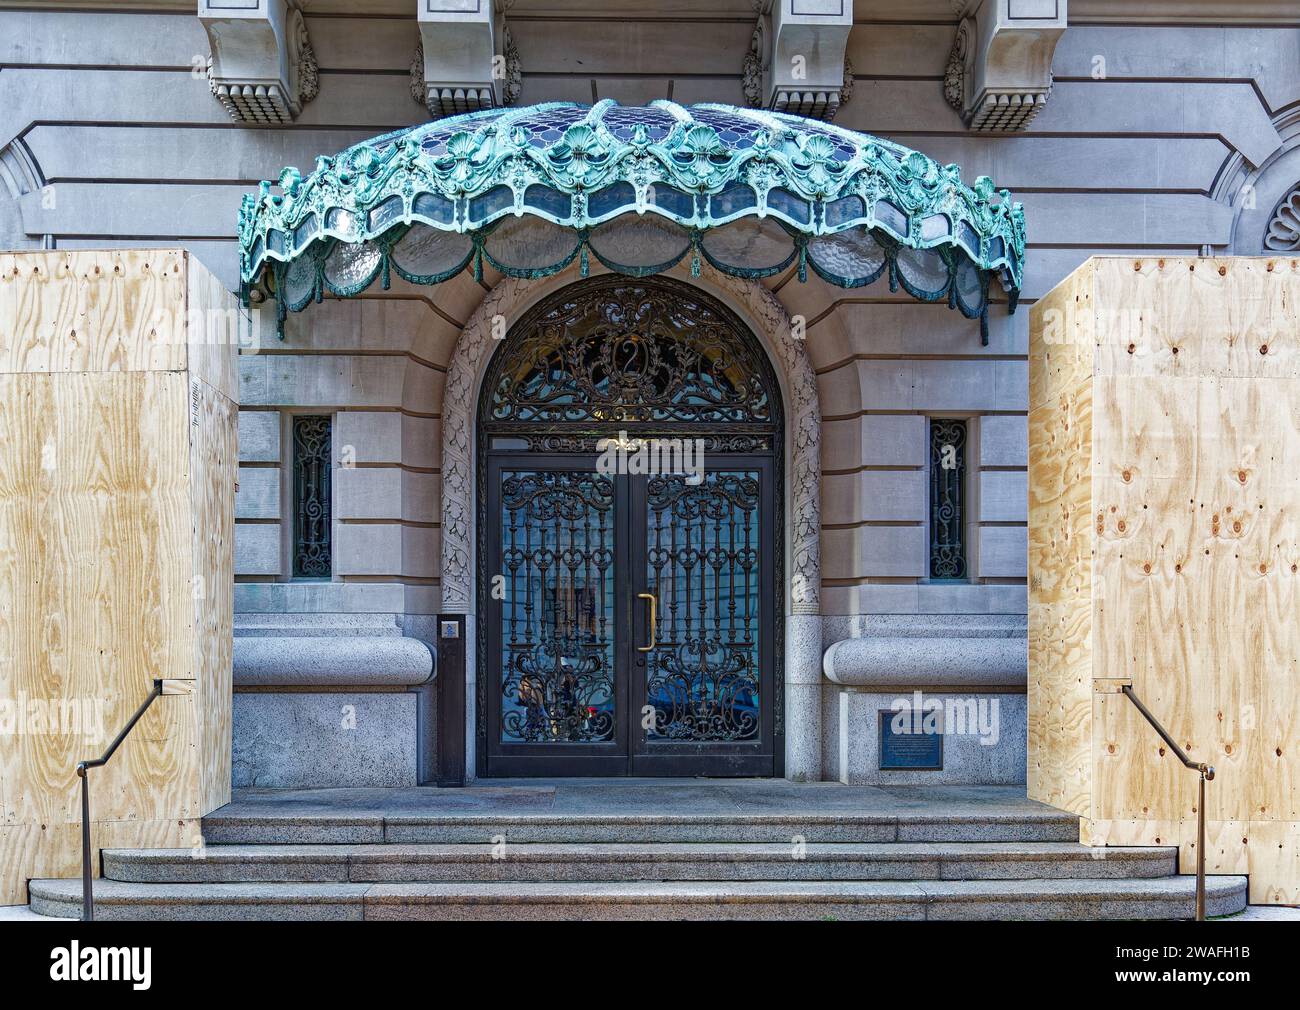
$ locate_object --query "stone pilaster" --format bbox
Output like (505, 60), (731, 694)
(785, 613), (823, 781)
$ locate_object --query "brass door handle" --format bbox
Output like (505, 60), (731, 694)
(637, 592), (656, 652)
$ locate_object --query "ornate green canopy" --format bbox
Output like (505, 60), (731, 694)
(239, 100), (1026, 341)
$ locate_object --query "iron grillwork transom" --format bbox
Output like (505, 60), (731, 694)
(484, 276), (775, 428)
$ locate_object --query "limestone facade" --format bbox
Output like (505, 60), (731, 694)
(1, 1), (1296, 784)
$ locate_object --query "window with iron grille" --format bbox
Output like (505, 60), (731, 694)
(929, 418), (967, 580)
(292, 415), (332, 578)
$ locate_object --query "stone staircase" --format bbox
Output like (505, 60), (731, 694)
(28, 784), (1249, 920)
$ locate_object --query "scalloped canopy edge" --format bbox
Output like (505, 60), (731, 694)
(238, 101), (1026, 341)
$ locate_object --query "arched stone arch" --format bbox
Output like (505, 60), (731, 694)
(1218, 107), (1300, 254)
(0, 138), (47, 249)
(439, 262), (824, 779)
(441, 262), (820, 614)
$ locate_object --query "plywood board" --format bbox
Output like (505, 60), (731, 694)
(185, 254), (242, 403)
(0, 818), (198, 907)
(1027, 259), (1096, 817)
(1030, 256), (1300, 904)
(0, 249), (236, 904)
(188, 376), (236, 814)
(0, 250), (189, 375)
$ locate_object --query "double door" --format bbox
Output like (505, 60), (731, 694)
(482, 451), (777, 776)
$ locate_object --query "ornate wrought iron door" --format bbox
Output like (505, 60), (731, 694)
(479, 277), (782, 777)
(631, 461), (776, 775)
(485, 458), (630, 775)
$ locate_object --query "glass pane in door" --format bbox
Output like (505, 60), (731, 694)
(497, 470), (617, 744)
(644, 470), (762, 742)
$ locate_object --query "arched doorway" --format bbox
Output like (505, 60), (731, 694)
(476, 275), (784, 777)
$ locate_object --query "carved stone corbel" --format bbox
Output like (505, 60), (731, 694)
(412, 1), (521, 118)
(199, 0), (318, 125)
(945, 0), (1066, 132)
(742, 1), (854, 122)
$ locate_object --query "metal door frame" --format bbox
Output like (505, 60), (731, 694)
(480, 451), (780, 778)
(482, 452), (633, 777)
(473, 276), (784, 778)
(627, 453), (778, 776)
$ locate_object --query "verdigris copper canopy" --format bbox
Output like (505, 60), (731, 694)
(239, 100), (1026, 341)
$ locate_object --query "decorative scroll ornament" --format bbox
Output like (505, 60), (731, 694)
(239, 101), (1026, 343)
(742, 24), (765, 109)
(944, 19), (972, 113)
(409, 37), (429, 107)
(485, 280), (775, 425)
(500, 26), (522, 107)
(1264, 184), (1300, 251)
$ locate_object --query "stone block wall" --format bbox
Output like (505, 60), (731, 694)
(2, 4), (1295, 783)
(224, 289), (462, 786)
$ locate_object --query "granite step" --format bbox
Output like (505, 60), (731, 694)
(201, 811), (1082, 845)
(102, 841), (1177, 884)
(29, 875), (1249, 922)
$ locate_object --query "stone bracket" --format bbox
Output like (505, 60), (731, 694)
(743, 1), (854, 121)
(198, 0), (319, 125)
(413, 0), (521, 118)
(945, 0), (1067, 132)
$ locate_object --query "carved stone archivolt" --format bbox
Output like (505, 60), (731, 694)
(439, 265), (821, 616)
(1218, 106), (1300, 255)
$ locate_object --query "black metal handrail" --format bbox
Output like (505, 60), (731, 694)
(75, 679), (165, 921)
(1121, 684), (1216, 921)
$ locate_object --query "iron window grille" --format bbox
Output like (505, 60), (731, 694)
(929, 417), (967, 580)
(292, 414), (332, 578)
